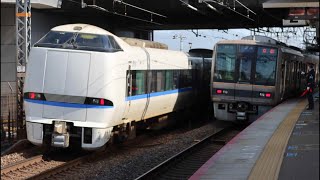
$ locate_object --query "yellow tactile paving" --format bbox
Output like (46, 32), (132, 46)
(248, 99), (308, 180)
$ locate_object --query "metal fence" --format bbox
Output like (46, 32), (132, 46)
(1, 93), (22, 144)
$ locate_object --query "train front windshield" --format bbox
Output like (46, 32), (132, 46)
(34, 31), (122, 52)
(213, 45), (236, 82)
(255, 47), (277, 85)
(213, 44), (277, 85)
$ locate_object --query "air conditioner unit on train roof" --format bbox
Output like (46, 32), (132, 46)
(241, 35), (278, 45)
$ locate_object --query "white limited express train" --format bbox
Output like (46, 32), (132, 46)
(24, 24), (212, 150)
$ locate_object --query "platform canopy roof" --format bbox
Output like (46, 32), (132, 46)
(3, 0), (318, 30)
(263, 0), (319, 8)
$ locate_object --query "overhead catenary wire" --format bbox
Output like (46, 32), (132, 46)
(114, 0), (167, 18)
(203, 1), (222, 14)
(234, 0), (256, 15)
(66, 0), (164, 25)
(203, 0), (255, 21)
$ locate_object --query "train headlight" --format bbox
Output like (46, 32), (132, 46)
(216, 89), (228, 94)
(259, 92), (272, 98)
(24, 92), (45, 100)
(85, 97), (113, 106)
(100, 99), (105, 105)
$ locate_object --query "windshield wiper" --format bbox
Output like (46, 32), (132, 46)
(62, 33), (79, 49)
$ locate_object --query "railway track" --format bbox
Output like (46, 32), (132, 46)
(1, 120), (223, 180)
(135, 126), (245, 180)
(1, 150), (90, 180)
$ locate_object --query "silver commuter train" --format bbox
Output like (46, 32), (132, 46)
(211, 35), (319, 122)
(24, 24), (212, 150)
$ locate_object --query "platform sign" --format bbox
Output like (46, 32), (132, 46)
(287, 7), (319, 20)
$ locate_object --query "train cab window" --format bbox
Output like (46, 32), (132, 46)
(35, 31), (123, 52)
(75, 34), (122, 52)
(238, 45), (256, 82)
(255, 47), (278, 85)
(214, 44), (236, 82)
(239, 56), (252, 81)
(35, 31), (74, 47)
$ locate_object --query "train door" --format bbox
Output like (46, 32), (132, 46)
(123, 65), (132, 120)
(234, 45), (255, 102)
(283, 60), (291, 99)
(284, 60), (288, 98)
(123, 49), (150, 121)
(141, 48), (151, 120)
(297, 62), (302, 91)
(293, 61), (299, 94)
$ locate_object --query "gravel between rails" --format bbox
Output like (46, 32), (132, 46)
(1, 147), (42, 168)
(1, 152), (29, 168)
(58, 120), (231, 180)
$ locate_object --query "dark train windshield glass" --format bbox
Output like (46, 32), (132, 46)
(34, 31), (122, 52)
(238, 45), (256, 82)
(255, 47), (278, 85)
(214, 44), (236, 82)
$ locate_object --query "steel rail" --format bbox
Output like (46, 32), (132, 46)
(134, 127), (232, 180)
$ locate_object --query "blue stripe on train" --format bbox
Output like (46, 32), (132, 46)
(25, 87), (192, 108)
(24, 99), (113, 109)
(126, 87), (192, 101)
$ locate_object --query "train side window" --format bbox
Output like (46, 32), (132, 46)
(185, 70), (192, 87)
(157, 71), (165, 92)
(173, 71), (180, 89)
(132, 70), (146, 96)
(150, 71), (157, 93)
(179, 70), (186, 88)
(165, 70), (174, 90)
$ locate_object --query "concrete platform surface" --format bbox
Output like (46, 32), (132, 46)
(189, 93), (319, 180)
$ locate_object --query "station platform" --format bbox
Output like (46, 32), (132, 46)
(190, 93), (319, 180)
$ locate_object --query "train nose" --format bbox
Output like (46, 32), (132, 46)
(42, 50), (91, 121)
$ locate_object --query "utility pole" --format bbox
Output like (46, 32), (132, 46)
(173, 34), (186, 51)
(16, 0), (31, 139)
(188, 42), (192, 50)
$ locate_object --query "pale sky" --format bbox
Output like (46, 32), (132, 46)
(154, 27), (312, 52)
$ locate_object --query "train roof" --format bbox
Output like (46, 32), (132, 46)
(217, 35), (306, 55)
(120, 37), (168, 50)
(51, 24), (113, 35)
(188, 48), (213, 58)
(218, 35), (301, 49)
